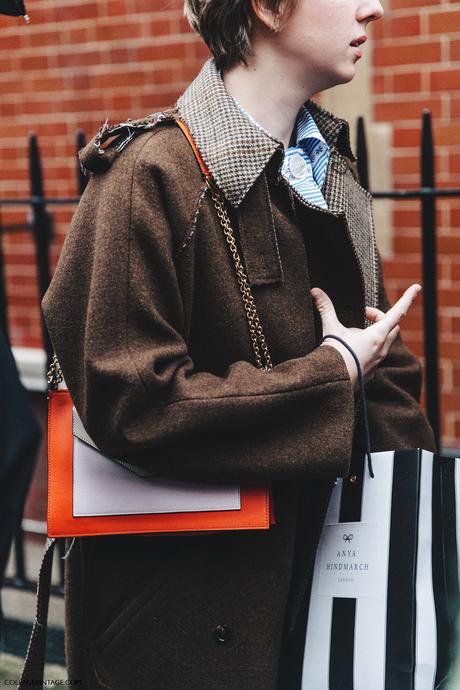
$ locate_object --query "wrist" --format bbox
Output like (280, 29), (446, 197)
(321, 341), (358, 392)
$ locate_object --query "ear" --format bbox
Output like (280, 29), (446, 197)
(250, 0), (279, 31)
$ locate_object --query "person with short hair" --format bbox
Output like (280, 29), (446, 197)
(41, 1), (436, 687)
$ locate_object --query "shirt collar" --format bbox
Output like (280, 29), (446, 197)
(175, 57), (355, 209)
(295, 106), (328, 149)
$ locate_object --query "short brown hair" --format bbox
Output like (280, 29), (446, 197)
(183, 0), (299, 70)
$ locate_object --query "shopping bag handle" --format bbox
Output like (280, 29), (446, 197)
(321, 334), (374, 478)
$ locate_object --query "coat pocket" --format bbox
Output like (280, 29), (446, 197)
(88, 535), (217, 690)
(88, 537), (196, 645)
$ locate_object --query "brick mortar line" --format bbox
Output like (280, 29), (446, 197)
(0, 32), (198, 57)
(0, 59), (192, 81)
(375, 35), (457, 47)
(0, 20), (192, 38)
(373, 92), (452, 102)
(374, 62), (460, 76)
(386, 5), (460, 18)
(0, 82), (188, 102)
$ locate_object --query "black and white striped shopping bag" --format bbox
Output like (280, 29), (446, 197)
(302, 448), (460, 690)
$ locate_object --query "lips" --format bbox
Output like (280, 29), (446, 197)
(350, 35), (367, 47)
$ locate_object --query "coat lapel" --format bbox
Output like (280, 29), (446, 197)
(322, 147), (379, 313)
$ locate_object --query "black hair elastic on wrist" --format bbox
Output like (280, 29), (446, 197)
(321, 334), (374, 479)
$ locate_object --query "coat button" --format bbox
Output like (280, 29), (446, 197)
(289, 153), (308, 180)
(214, 624), (231, 643)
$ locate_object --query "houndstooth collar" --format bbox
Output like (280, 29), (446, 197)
(175, 57), (356, 209)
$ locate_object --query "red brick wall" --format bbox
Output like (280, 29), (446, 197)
(1, 1), (459, 447)
(0, 0), (209, 346)
(371, 0), (460, 448)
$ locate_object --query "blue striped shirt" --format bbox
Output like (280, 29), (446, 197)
(281, 106), (329, 209)
(219, 72), (330, 209)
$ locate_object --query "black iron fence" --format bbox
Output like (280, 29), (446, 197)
(356, 109), (460, 454)
(0, 129), (87, 358)
(0, 110), (460, 600)
(0, 132), (87, 604)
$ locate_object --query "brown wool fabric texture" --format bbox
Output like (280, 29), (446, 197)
(42, 57), (436, 689)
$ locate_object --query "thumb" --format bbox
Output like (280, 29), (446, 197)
(310, 287), (340, 333)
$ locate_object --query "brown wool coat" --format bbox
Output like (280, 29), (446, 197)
(42, 58), (436, 690)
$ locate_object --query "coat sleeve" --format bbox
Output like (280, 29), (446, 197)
(42, 132), (357, 482)
(361, 248), (437, 454)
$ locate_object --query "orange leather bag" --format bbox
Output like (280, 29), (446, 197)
(47, 385), (273, 537)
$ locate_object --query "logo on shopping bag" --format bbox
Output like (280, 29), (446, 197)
(316, 522), (386, 598)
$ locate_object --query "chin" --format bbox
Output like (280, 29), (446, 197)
(331, 67), (357, 86)
(313, 66), (356, 93)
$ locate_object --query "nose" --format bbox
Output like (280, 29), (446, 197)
(357, 0), (384, 23)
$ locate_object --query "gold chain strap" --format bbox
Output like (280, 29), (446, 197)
(205, 178), (273, 373)
(47, 352), (63, 390)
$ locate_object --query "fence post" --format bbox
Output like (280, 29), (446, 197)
(0, 215), (9, 343)
(420, 110), (440, 452)
(76, 129), (87, 196)
(28, 132), (53, 366)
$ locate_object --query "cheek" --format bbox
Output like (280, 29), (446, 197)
(281, 27), (323, 58)
(278, 12), (350, 64)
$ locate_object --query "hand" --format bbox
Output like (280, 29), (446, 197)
(310, 284), (422, 392)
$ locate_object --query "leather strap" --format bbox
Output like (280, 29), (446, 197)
(18, 537), (57, 689)
(175, 118), (211, 178)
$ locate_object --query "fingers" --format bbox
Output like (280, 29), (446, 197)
(366, 308), (400, 341)
(380, 323), (400, 358)
(377, 283), (422, 335)
(365, 306), (385, 323)
(310, 288), (341, 333)
(388, 323), (400, 340)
